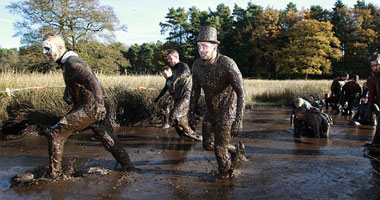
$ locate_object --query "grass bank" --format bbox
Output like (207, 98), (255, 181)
(0, 72), (336, 128)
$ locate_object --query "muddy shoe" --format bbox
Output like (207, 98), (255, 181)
(232, 141), (248, 164)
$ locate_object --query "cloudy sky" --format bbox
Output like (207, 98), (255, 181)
(0, 0), (378, 48)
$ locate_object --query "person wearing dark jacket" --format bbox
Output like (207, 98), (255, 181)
(364, 52), (380, 155)
(166, 49), (202, 141)
(340, 75), (362, 115)
(351, 96), (375, 126)
(330, 73), (349, 113)
(42, 34), (132, 179)
(154, 66), (174, 128)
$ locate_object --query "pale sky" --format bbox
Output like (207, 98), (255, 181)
(0, 0), (379, 49)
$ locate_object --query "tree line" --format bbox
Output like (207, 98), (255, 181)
(1, 0), (379, 78)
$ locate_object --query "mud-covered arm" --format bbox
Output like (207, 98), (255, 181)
(189, 65), (201, 128)
(229, 61), (247, 136)
(72, 63), (106, 119)
(352, 109), (360, 120)
(290, 107), (296, 125)
(172, 63), (191, 87)
(309, 115), (320, 137)
(73, 64), (104, 100)
(154, 84), (168, 103)
(367, 76), (377, 111)
(63, 87), (72, 105)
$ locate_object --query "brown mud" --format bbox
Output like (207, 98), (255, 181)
(1, 106), (379, 199)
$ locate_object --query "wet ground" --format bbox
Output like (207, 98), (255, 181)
(1, 106), (380, 199)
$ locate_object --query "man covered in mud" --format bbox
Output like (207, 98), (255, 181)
(189, 26), (247, 178)
(329, 72), (349, 113)
(364, 52), (380, 155)
(340, 75), (362, 116)
(166, 49), (202, 141)
(154, 66), (174, 128)
(290, 98), (312, 137)
(350, 96), (375, 126)
(294, 106), (332, 138)
(41, 34), (132, 179)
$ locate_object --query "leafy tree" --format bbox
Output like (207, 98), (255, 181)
(343, 8), (378, 76)
(126, 42), (163, 74)
(0, 48), (19, 72)
(285, 2), (298, 12)
(7, 0), (125, 50)
(78, 41), (130, 74)
(274, 19), (341, 77)
(18, 44), (51, 72)
(279, 4), (302, 30)
(237, 7), (282, 78)
(310, 5), (330, 21)
(160, 7), (190, 44)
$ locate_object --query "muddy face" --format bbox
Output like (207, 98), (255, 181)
(197, 42), (218, 62)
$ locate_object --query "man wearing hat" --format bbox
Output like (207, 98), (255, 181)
(189, 26), (247, 178)
(364, 52), (380, 155)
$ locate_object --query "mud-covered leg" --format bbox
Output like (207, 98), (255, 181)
(169, 92), (201, 141)
(47, 127), (69, 179)
(202, 113), (214, 151)
(46, 107), (96, 179)
(162, 106), (171, 129)
(177, 115), (202, 141)
(214, 124), (233, 179)
(91, 118), (132, 169)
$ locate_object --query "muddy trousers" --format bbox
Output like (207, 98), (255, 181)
(160, 97), (172, 127)
(47, 106), (131, 178)
(202, 114), (237, 177)
(169, 91), (200, 140)
(372, 116), (380, 145)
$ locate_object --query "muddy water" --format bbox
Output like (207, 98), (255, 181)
(1, 107), (379, 199)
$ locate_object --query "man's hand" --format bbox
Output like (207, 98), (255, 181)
(63, 89), (73, 105)
(231, 120), (243, 137)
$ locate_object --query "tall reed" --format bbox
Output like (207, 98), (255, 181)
(0, 72), (346, 127)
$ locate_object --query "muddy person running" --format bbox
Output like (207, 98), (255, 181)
(40, 34), (133, 179)
(190, 26), (247, 179)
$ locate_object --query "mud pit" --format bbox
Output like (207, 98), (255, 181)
(1, 107), (380, 199)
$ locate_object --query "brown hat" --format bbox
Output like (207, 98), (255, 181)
(197, 26), (220, 44)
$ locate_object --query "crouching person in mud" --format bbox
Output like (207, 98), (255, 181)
(294, 107), (332, 138)
(349, 96), (376, 127)
(166, 49), (202, 141)
(190, 26), (247, 179)
(154, 66), (174, 129)
(41, 34), (133, 179)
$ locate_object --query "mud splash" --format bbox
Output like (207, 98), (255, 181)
(1, 107), (380, 199)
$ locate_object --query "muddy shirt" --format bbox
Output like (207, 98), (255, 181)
(172, 62), (191, 102)
(57, 51), (105, 107)
(342, 80), (362, 99)
(331, 77), (345, 95)
(190, 53), (246, 122)
(367, 74), (380, 108)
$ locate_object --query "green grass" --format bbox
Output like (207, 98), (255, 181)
(0, 72), (346, 127)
